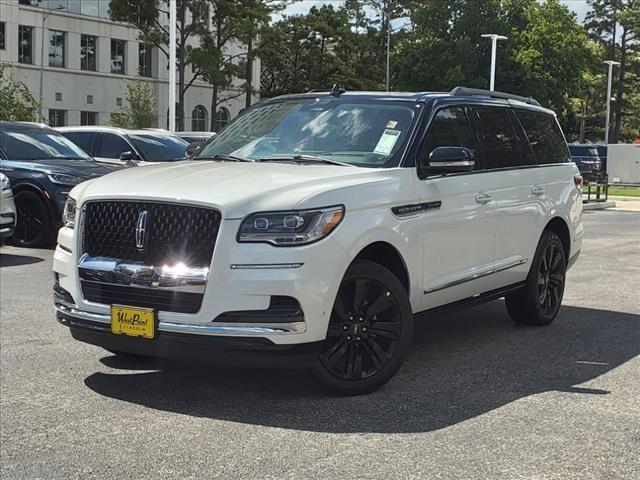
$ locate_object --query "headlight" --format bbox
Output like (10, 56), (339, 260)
(47, 173), (85, 186)
(0, 173), (9, 191)
(238, 205), (344, 246)
(63, 197), (76, 229)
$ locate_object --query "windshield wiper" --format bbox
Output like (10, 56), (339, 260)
(194, 154), (252, 162)
(256, 154), (350, 166)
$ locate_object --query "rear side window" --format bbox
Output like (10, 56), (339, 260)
(420, 106), (476, 163)
(475, 107), (524, 169)
(97, 133), (133, 159)
(516, 110), (570, 164)
(63, 131), (95, 155)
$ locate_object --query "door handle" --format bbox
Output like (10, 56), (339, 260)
(475, 193), (493, 204)
(531, 186), (545, 196)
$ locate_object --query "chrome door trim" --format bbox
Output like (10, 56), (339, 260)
(424, 257), (527, 294)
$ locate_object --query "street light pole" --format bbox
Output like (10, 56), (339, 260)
(39, 5), (64, 122)
(604, 60), (620, 145)
(481, 34), (507, 91)
(168, 0), (177, 132)
(385, 2), (390, 92)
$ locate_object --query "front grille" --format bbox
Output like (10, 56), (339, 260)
(82, 201), (220, 267)
(81, 281), (203, 314)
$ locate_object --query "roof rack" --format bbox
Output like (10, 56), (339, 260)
(307, 84), (346, 97)
(450, 86), (541, 107)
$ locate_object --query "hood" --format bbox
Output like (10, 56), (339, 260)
(3, 158), (121, 178)
(73, 161), (397, 218)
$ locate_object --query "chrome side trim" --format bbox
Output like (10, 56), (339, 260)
(230, 263), (304, 270)
(55, 303), (305, 335)
(424, 257), (528, 295)
(78, 254), (208, 293)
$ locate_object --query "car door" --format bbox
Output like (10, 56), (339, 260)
(94, 133), (136, 166)
(469, 105), (541, 289)
(417, 105), (498, 310)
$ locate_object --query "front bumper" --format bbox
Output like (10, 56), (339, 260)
(56, 306), (321, 367)
(1, 188), (17, 239)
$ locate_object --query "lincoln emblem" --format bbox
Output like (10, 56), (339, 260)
(135, 211), (148, 252)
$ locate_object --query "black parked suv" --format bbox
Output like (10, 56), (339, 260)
(0, 122), (120, 247)
(568, 144), (603, 181)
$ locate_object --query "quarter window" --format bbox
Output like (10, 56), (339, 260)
(63, 131), (96, 153)
(48, 30), (65, 68)
(81, 35), (97, 71)
(419, 106), (476, 164)
(515, 110), (571, 164)
(18, 26), (33, 64)
(97, 133), (133, 159)
(475, 107), (524, 169)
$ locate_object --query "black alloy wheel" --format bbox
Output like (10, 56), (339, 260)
(11, 190), (54, 248)
(506, 230), (567, 326)
(313, 260), (413, 395)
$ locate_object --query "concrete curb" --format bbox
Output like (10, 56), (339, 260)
(583, 201), (616, 211)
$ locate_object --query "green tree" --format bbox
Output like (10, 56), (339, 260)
(0, 63), (40, 122)
(586, 0), (640, 143)
(108, 79), (157, 129)
(109, 0), (210, 130)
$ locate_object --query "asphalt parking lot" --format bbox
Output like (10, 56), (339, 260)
(1, 209), (639, 480)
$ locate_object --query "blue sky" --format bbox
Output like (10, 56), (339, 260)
(282, 1), (591, 23)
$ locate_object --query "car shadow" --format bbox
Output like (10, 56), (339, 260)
(84, 302), (640, 433)
(0, 252), (45, 267)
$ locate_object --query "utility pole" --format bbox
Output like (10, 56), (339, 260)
(481, 34), (507, 91)
(168, 0), (177, 132)
(604, 60), (620, 145)
(385, 1), (390, 92)
(39, 5), (64, 122)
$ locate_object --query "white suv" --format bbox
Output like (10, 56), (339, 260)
(53, 87), (583, 394)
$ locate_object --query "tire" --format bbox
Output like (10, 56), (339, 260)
(11, 190), (54, 248)
(312, 260), (414, 395)
(505, 230), (567, 326)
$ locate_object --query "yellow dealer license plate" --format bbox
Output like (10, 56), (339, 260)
(110, 305), (155, 339)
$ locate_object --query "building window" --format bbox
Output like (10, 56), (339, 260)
(55, 92), (62, 101)
(48, 30), (65, 68)
(215, 107), (230, 131)
(81, 111), (97, 126)
(0, 22), (6, 50)
(138, 43), (152, 77)
(81, 34), (96, 71)
(116, 97), (123, 107)
(192, 105), (208, 131)
(87, 95), (93, 104)
(111, 39), (125, 74)
(18, 26), (33, 64)
(48, 109), (66, 127)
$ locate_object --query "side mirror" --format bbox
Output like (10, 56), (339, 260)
(119, 151), (138, 161)
(419, 146), (475, 177)
(186, 142), (204, 157)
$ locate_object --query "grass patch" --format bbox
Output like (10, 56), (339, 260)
(607, 187), (640, 198)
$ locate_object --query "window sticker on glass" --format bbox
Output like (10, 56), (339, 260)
(387, 120), (398, 129)
(374, 129), (401, 155)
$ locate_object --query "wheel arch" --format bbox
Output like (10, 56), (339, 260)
(12, 181), (58, 224)
(544, 216), (571, 261)
(352, 241), (410, 295)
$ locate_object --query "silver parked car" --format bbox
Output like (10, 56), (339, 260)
(0, 172), (17, 245)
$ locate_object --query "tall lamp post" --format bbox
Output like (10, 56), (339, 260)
(39, 4), (64, 122)
(481, 34), (507, 91)
(604, 60), (620, 145)
(168, 0), (177, 132)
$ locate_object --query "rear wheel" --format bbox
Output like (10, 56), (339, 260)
(11, 190), (53, 248)
(312, 260), (413, 395)
(505, 230), (567, 326)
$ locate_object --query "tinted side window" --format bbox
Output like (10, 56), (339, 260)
(97, 133), (132, 159)
(63, 131), (95, 155)
(475, 107), (523, 169)
(516, 110), (570, 164)
(420, 106), (476, 162)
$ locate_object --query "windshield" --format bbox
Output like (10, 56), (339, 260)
(196, 99), (417, 167)
(130, 134), (188, 161)
(0, 131), (92, 161)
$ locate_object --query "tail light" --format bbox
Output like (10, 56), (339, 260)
(574, 174), (584, 191)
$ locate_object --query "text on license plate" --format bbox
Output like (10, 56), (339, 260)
(110, 305), (155, 339)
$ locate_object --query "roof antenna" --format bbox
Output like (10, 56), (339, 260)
(330, 84), (345, 97)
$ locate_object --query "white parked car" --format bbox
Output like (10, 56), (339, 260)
(0, 173), (17, 244)
(53, 87), (583, 394)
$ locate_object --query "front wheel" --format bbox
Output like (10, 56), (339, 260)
(11, 190), (54, 248)
(312, 260), (413, 395)
(505, 230), (567, 326)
